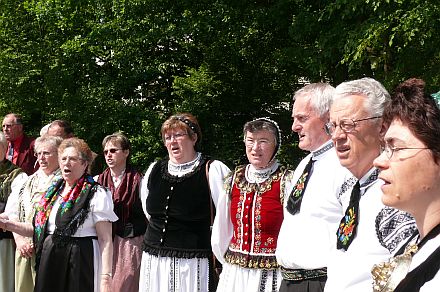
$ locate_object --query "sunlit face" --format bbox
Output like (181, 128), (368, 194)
(330, 95), (384, 178)
(104, 141), (128, 170)
(59, 147), (88, 185)
(47, 125), (68, 139)
(2, 116), (23, 142)
(35, 143), (59, 175)
(373, 119), (440, 214)
(245, 130), (277, 169)
(163, 128), (197, 164)
(292, 94), (329, 151)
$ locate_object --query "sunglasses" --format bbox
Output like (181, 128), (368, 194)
(104, 148), (122, 155)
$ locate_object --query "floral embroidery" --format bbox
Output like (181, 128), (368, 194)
(337, 207), (357, 246)
(292, 172), (309, 199)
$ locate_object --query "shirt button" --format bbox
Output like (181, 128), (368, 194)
(170, 186), (174, 190)
(162, 228), (166, 232)
(160, 239), (163, 243)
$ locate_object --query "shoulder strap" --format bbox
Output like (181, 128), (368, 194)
(205, 160), (214, 225)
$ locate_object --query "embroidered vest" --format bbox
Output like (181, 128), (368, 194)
(143, 157), (212, 258)
(225, 165), (284, 269)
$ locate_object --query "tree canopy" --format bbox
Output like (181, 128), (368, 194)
(0, 0), (438, 171)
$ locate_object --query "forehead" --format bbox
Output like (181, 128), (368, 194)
(245, 130), (275, 140)
(330, 95), (366, 120)
(2, 116), (16, 124)
(163, 126), (186, 134)
(48, 125), (65, 135)
(292, 95), (315, 115)
(36, 142), (56, 150)
(385, 119), (418, 144)
(60, 146), (79, 156)
(104, 140), (120, 149)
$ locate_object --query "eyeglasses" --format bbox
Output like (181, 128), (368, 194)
(2, 124), (19, 129)
(383, 144), (429, 160)
(324, 116), (381, 135)
(164, 133), (188, 142)
(104, 148), (122, 155)
(34, 151), (54, 158)
(60, 156), (83, 164)
(245, 138), (273, 148)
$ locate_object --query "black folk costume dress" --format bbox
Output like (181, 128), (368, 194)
(32, 175), (117, 292)
(212, 161), (293, 292)
(139, 153), (230, 292)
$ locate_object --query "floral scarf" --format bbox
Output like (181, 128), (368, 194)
(33, 174), (97, 268)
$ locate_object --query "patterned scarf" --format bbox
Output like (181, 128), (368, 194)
(33, 174), (96, 267)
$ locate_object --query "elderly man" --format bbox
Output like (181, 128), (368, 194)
(323, 78), (416, 291)
(0, 132), (28, 292)
(2, 113), (37, 175)
(276, 83), (354, 292)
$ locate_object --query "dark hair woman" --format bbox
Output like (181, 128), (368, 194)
(372, 79), (440, 291)
(139, 113), (230, 291)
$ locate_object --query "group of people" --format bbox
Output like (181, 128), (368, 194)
(0, 76), (439, 292)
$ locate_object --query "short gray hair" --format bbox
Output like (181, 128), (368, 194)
(35, 135), (63, 153)
(334, 77), (390, 116)
(293, 83), (335, 117)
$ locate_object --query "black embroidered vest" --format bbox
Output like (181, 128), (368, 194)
(142, 157), (212, 258)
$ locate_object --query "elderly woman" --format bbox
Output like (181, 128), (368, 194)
(96, 132), (147, 292)
(1, 135), (62, 292)
(30, 137), (117, 292)
(371, 79), (440, 291)
(0, 132), (28, 292)
(139, 113), (230, 292)
(212, 118), (293, 292)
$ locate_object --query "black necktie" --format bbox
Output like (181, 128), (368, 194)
(286, 157), (314, 215)
(7, 142), (14, 161)
(336, 181), (361, 250)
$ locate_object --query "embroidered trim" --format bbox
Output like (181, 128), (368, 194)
(233, 165), (285, 194)
(281, 267), (327, 281)
(224, 249), (279, 270)
(312, 142), (334, 157)
(168, 152), (202, 174)
(260, 269), (268, 292)
(337, 176), (357, 200)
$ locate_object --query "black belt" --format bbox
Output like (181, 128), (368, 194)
(281, 267), (327, 281)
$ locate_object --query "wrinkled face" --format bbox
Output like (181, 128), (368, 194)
(59, 146), (88, 185)
(47, 125), (68, 139)
(35, 143), (59, 175)
(245, 130), (277, 169)
(2, 116), (23, 142)
(330, 95), (384, 178)
(104, 141), (128, 170)
(374, 119), (440, 214)
(163, 127), (197, 164)
(292, 95), (329, 151)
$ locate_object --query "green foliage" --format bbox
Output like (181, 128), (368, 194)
(0, 0), (438, 171)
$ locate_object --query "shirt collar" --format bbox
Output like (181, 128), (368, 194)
(311, 140), (334, 159)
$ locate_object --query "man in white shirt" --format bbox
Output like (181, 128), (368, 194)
(276, 83), (354, 292)
(323, 78), (416, 291)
